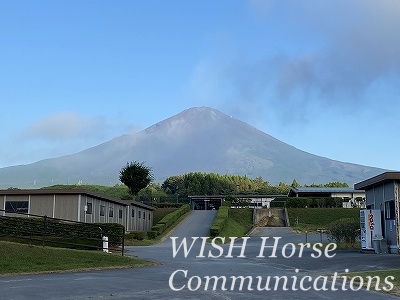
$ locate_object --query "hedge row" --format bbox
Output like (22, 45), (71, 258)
(270, 197), (351, 208)
(148, 204), (190, 238)
(0, 215), (124, 248)
(209, 206), (230, 237)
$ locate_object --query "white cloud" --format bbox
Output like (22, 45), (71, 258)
(0, 112), (142, 168)
(189, 0), (400, 124)
(18, 112), (106, 141)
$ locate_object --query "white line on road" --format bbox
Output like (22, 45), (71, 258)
(0, 279), (32, 283)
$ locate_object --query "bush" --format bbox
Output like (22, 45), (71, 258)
(280, 197), (344, 208)
(0, 215), (124, 250)
(126, 231), (147, 241)
(149, 204), (190, 238)
(326, 218), (360, 245)
(151, 224), (166, 235)
(209, 206), (230, 237)
(147, 231), (158, 239)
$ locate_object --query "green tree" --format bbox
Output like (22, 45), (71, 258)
(291, 179), (301, 188)
(324, 182), (349, 188)
(119, 161), (153, 198)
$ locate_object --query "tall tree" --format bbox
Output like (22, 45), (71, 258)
(291, 179), (301, 188)
(119, 161), (153, 198)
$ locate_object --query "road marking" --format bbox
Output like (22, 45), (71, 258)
(0, 279), (32, 283)
(73, 277), (98, 281)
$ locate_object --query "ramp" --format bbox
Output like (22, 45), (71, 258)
(254, 208), (289, 227)
(166, 210), (218, 239)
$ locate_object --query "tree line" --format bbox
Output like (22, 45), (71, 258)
(41, 161), (350, 202)
(160, 172), (349, 197)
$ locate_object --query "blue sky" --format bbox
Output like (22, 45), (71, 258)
(1, 0), (400, 172)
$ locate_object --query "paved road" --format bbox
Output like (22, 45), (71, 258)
(1, 211), (400, 299)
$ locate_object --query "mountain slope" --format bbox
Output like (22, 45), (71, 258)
(0, 107), (385, 188)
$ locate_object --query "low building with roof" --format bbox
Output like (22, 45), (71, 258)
(355, 171), (400, 253)
(287, 187), (365, 208)
(188, 194), (284, 210)
(0, 189), (154, 232)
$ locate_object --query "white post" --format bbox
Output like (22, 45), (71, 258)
(102, 236), (109, 253)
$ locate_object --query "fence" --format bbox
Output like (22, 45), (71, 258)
(137, 195), (189, 206)
(0, 209), (125, 255)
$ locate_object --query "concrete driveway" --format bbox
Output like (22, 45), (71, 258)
(1, 210), (399, 299)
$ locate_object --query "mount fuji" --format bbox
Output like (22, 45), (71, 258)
(0, 107), (385, 188)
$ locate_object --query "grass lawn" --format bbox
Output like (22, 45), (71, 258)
(288, 208), (360, 232)
(153, 207), (179, 225)
(0, 241), (155, 275)
(217, 208), (253, 240)
(346, 269), (400, 296)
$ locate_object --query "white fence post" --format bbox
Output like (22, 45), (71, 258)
(102, 236), (109, 253)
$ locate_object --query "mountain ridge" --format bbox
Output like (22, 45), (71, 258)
(0, 107), (386, 188)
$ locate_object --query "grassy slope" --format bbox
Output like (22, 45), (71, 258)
(153, 207), (179, 224)
(288, 208), (360, 232)
(218, 208), (253, 239)
(0, 241), (154, 275)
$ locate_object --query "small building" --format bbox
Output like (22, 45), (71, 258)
(188, 195), (224, 210)
(355, 172), (400, 253)
(287, 187), (365, 208)
(0, 189), (154, 232)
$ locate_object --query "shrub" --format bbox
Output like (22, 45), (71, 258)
(151, 224), (165, 235)
(280, 197), (344, 208)
(0, 215), (124, 249)
(209, 206), (230, 237)
(147, 231), (158, 239)
(126, 231), (147, 241)
(326, 218), (360, 245)
(149, 204), (190, 238)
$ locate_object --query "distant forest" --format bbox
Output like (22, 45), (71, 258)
(160, 172), (348, 197)
(41, 172), (349, 202)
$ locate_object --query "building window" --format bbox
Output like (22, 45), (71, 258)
(119, 209), (123, 219)
(86, 202), (92, 214)
(143, 212), (145, 219)
(5, 201), (29, 214)
(131, 209), (135, 218)
(148, 213), (150, 220)
(385, 201), (395, 220)
(138, 211), (141, 219)
(100, 205), (105, 217)
(109, 207), (114, 218)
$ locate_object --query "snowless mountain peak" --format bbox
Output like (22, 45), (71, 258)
(0, 106), (386, 188)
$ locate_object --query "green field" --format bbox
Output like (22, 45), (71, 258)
(287, 208), (360, 232)
(217, 208), (253, 240)
(0, 241), (155, 275)
(153, 207), (179, 224)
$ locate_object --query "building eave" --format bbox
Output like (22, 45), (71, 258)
(354, 172), (400, 190)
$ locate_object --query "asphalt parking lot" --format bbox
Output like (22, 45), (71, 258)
(1, 210), (399, 299)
